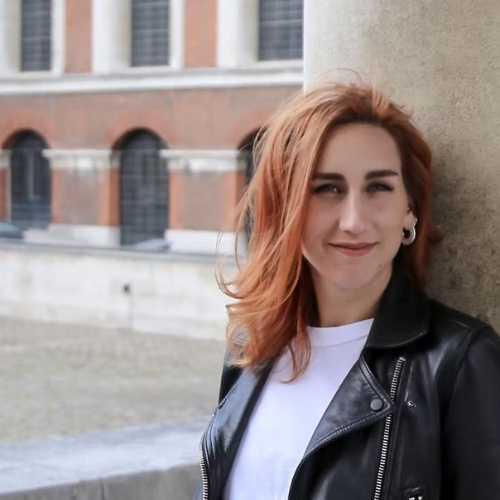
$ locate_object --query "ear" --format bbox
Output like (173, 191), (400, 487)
(404, 206), (417, 228)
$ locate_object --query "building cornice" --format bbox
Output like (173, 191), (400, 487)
(0, 67), (303, 96)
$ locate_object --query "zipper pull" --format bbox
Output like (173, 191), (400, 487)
(404, 487), (427, 500)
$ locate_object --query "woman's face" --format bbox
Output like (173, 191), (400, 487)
(302, 123), (415, 294)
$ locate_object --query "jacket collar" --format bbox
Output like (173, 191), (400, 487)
(364, 265), (430, 349)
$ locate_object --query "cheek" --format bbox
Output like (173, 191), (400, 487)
(372, 198), (407, 232)
(303, 199), (327, 239)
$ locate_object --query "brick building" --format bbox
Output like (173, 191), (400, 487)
(0, 0), (303, 254)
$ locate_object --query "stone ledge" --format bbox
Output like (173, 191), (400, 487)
(0, 419), (207, 500)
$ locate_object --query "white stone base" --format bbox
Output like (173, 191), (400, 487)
(24, 224), (120, 247)
(165, 229), (246, 256)
(0, 243), (230, 340)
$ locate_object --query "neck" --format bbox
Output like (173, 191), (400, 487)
(311, 266), (392, 327)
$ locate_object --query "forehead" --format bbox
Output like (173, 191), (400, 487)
(316, 123), (402, 175)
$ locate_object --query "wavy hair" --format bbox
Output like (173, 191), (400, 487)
(218, 82), (442, 379)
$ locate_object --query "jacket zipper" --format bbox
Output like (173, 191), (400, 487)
(199, 439), (209, 500)
(200, 412), (216, 500)
(373, 356), (406, 500)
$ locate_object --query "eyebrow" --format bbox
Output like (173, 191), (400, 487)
(312, 169), (400, 181)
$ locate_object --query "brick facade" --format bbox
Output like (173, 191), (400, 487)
(0, 87), (297, 150)
(0, 0), (302, 249)
(65, 0), (92, 74)
(185, 0), (217, 68)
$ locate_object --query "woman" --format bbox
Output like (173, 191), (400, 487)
(195, 82), (500, 500)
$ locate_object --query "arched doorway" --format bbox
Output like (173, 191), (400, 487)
(10, 131), (51, 230)
(119, 130), (169, 246)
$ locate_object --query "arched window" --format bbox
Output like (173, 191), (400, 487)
(119, 130), (169, 246)
(21, 0), (52, 72)
(258, 0), (303, 61)
(10, 131), (51, 229)
(239, 131), (260, 242)
(131, 0), (170, 67)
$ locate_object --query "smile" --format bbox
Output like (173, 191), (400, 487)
(329, 243), (376, 257)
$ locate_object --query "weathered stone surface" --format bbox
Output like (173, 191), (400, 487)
(305, 0), (500, 328)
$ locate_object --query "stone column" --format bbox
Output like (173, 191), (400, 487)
(304, 0), (500, 326)
(217, 0), (258, 67)
(0, 0), (20, 75)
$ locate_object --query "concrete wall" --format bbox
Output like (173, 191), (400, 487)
(304, 0), (500, 329)
(0, 243), (231, 340)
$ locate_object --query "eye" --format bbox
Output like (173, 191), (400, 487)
(367, 182), (393, 193)
(313, 183), (342, 194)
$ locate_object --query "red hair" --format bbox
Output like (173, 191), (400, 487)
(218, 82), (442, 378)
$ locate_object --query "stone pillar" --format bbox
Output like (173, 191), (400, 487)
(217, 0), (258, 67)
(0, 0), (20, 75)
(304, 0), (500, 327)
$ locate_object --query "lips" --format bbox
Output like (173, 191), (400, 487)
(330, 242), (376, 257)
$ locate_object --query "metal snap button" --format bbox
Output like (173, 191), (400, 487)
(370, 398), (384, 411)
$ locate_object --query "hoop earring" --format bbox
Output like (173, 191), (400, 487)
(402, 218), (418, 246)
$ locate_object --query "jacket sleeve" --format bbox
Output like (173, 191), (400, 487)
(442, 325), (500, 499)
(217, 349), (242, 403)
(193, 350), (240, 500)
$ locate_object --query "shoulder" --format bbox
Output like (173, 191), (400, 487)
(428, 298), (489, 334)
(427, 298), (497, 350)
(217, 349), (245, 403)
(425, 299), (500, 401)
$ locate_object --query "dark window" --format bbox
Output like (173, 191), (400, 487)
(21, 0), (52, 72)
(131, 0), (170, 67)
(10, 132), (51, 229)
(119, 131), (169, 246)
(258, 0), (303, 61)
(239, 132), (260, 242)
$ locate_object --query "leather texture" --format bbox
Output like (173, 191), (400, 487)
(195, 267), (500, 500)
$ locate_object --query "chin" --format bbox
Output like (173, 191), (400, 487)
(328, 271), (374, 292)
(325, 261), (391, 292)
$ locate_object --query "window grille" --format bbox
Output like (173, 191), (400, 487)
(10, 132), (51, 230)
(131, 0), (170, 67)
(119, 131), (169, 246)
(240, 134), (259, 242)
(258, 0), (303, 61)
(21, 0), (52, 72)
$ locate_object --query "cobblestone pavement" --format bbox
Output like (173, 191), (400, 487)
(0, 317), (226, 442)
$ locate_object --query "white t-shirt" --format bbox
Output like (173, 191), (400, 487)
(223, 318), (373, 500)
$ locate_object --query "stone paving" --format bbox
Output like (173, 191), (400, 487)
(0, 316), (226, 442)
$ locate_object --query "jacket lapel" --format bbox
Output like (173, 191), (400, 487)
(203, 364), (272, 500)
(303, 355), (395, 457)
(365, 266), (430, 349)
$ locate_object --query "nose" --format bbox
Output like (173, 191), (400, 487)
(338, 194), (368, 235)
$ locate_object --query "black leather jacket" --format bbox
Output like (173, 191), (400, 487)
(195, 268), (500, 500)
